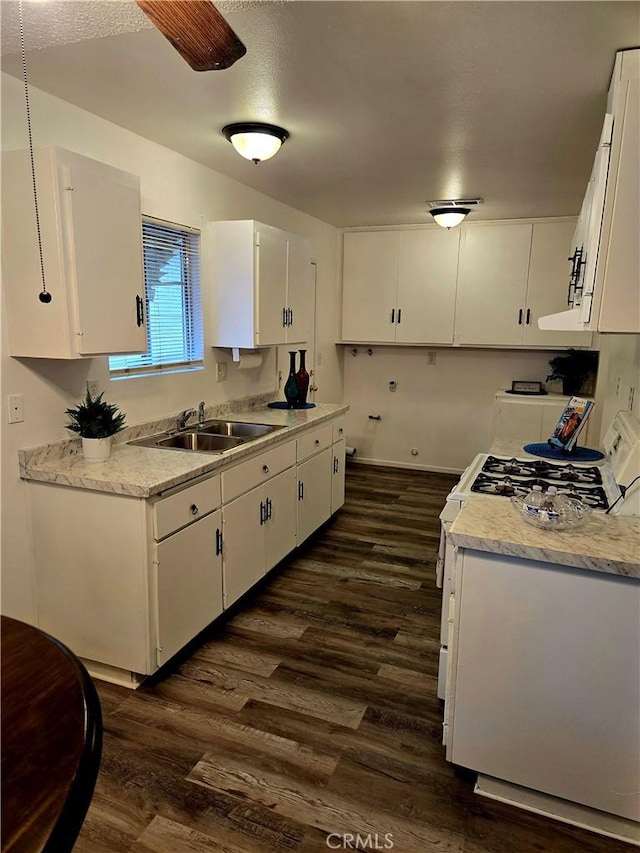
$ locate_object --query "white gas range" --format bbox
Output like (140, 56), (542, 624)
(435, 409), (640, 699)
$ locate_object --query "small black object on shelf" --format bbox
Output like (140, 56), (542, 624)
(506, 380), (546, 395)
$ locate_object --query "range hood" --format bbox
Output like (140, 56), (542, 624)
(538, 306), (586, 332)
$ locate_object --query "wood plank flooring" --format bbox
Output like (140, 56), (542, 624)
(76, 464), (633, 852)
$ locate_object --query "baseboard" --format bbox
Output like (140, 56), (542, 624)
(348, 456), (463, 476)
(475, 774), (640, 847)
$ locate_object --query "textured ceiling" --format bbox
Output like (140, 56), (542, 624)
(1, 1), (639, 227)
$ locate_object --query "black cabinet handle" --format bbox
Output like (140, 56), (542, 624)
(266, 497), (272, 520)
(282, 307), (287, 327)
(391, 308), (395, 324)
(288, 307), (293, 326)
(136, 294), (145, 327)
(215, 528), (223, 557)
(259, 501), (265, 525)
(518, 309), (523, 325)
(298, 480), (304, 501)
(397, 308), (402, 324)
(262, 464), (269, 474)
(525, 308), (531, 325)
(190, 504), (199, 516)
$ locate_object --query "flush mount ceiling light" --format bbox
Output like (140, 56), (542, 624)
(427, 198), (484, 229)
(222, 122), (289, 164)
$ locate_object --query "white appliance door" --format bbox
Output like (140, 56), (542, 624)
(450, 551), (640, 821)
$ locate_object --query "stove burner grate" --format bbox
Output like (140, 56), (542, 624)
(481, 456), (603, 485)
(470, 472), (610, 510)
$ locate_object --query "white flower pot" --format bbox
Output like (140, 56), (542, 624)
(81, 436), (112, 461)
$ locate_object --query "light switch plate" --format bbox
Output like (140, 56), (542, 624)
(8, 394), (24, 424)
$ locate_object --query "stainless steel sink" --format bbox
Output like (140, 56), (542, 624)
(129, 420), (283, 453)
(156, 432), (245, 452)
(199, 420), (283, 438)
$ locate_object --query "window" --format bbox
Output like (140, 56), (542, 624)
(109, 217), (203, 378)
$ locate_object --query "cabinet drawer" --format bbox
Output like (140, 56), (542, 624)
(297, 424), (333, 462)
(154, 476), (221, 541)
(332, 417), (346, 443)
(222, 441), (296, 503)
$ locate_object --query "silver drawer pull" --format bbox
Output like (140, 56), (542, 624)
(190, 504), (199, 516)
(263, 464), (270, 474)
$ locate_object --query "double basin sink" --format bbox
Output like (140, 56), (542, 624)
(129, 420), (284, 454)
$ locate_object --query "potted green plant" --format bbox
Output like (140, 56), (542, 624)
(65, 391), (127, 461)
(546, 349), (599, 396)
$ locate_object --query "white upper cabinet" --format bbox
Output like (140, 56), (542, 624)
(207, 220), (313, 348)
(455, 221), (592, 347)
(523, 222), (592, 347)
(397, 229), (460, 343)
(2, 147), (146, 359)
(341, 230), (399, 342)
(455, 223), (532, 346)
(341, 228), (459, 343)
(538, 49), (639, 333)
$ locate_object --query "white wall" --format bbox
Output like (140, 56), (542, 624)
(343, 346), (572, 472)
(1, 73), (342, 621)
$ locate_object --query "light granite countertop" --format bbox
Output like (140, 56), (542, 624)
(19, 399), (348, 498)
(450, 495), (640, 578)
(488, 437), (605, 461)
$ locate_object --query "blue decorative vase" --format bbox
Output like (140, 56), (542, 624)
(284, 351), (299, 407)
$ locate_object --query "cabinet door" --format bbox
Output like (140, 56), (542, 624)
(297, 448), (332, 544)
(455, 224), (532, 345)
(523, 222), (592, 347)
(331, 439), (346, 513)
(286, 235), (313, 344)
(222, 487), (266, 608)
(341, 231), (399, 342)
(62, 150), (146, 355)
(154, 510), (223, 667)
(494, 401), (544, 441)
(256, 225), (288, 345)
(265, 467), (297, 570)
(396, 229), (460, 344)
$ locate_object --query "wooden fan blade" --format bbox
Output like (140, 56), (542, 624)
(136, 0), (246, 71)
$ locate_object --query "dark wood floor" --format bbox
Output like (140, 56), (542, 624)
(76, 464), (633, 852)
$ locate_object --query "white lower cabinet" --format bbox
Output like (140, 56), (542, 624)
(28, 475), (223, 682)
(155, 509), (223, 667)
(222, 467), (297, 607)
(331, 438), (346, 513)
(297, 448), (333, 543)
(492, 391), (592, 445)
(26, 415), (346, 685)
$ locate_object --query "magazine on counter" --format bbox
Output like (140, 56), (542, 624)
(548, 396), (594, 451)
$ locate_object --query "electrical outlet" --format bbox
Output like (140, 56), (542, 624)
(216, 362), (227, 382)
(8, 394), (24, 424)
(87, 379), (100, 397)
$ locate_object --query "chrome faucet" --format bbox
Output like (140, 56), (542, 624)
(177, 407), (197, 431)
(198, 401), (206, 427)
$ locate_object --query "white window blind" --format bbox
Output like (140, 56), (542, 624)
(109, 218), (203, 378)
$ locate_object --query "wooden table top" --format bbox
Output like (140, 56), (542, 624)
(1, 616), (102, 853)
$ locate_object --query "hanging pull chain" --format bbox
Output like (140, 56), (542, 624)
(18, 0), (51, 304)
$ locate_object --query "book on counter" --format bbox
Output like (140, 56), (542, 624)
(548, 396), (594, 451)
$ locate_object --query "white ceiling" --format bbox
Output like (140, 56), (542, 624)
(1, 1), (638, 227)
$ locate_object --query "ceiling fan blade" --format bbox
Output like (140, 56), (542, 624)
(135, 0), (246, 71)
